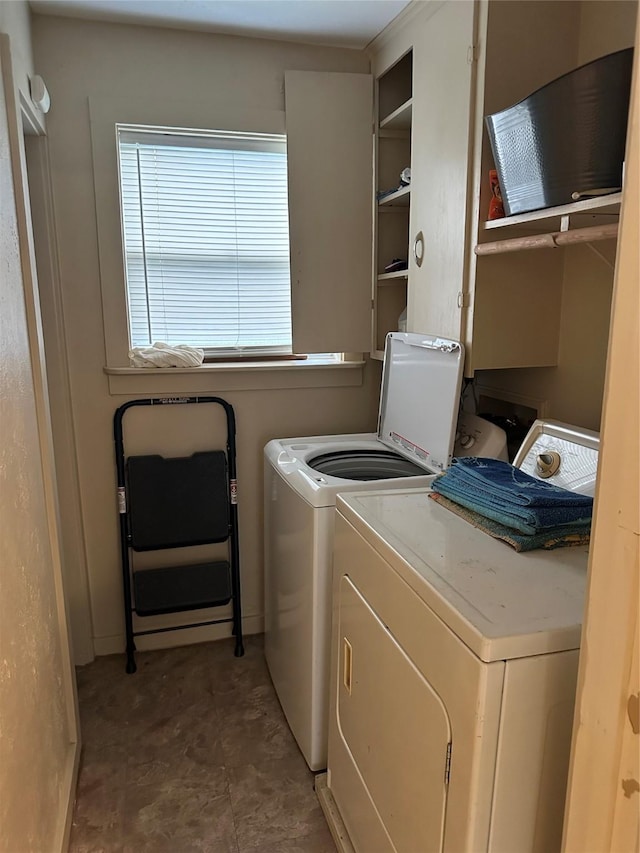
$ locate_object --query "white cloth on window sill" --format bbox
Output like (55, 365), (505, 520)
(128, 342), (205, 368)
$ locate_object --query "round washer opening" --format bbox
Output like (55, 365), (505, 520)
(306, 450), (427, 481)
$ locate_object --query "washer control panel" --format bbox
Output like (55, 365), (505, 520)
(454, 413), (509, 460)
(514, 420), (600, 496)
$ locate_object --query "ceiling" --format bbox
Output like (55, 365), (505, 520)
(29, 0), (413, 49)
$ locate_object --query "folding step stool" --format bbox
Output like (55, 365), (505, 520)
(113, 396), (243, 673)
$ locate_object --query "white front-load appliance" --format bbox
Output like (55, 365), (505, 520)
(323, 420), (600, 852)
(264, 332), (507, 771)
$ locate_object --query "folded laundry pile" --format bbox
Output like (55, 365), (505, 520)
(430, 457), (593, 551)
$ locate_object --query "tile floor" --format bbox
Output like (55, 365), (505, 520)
(70, 635), (336, 853)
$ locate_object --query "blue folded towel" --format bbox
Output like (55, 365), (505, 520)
(430, 493), (591, 551)
(431, 457), (593, 536)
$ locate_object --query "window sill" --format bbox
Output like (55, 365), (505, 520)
(104, 356), (367, 395)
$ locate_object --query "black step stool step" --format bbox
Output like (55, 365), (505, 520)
(133, 561), (232, 616)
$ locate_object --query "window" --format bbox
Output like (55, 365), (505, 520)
(117, 125), (292, 357)
(90, 82), (371, 379)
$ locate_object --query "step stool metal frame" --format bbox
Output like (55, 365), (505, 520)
(113, 396), (243, 673)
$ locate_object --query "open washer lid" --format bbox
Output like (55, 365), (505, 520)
(377, 332), (464, 474)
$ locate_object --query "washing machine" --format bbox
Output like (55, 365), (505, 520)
(264, 332), (508, 771)
(322, 420), (600, 853)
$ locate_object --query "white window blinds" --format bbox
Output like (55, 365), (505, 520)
(117, 127), (292, 354)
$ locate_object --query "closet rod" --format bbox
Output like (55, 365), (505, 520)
(475, 222), (619, 256)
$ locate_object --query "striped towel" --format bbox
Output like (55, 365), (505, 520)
(429, 493), (590, 552)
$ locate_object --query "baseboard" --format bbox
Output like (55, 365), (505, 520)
(92, 613), (264, 657)
(315, 772), (354, 853)
(53, 739), (81, 853)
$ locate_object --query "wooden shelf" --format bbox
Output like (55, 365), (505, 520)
(379, 98), (413, 131)
(476, 193), (622, 256)
(483, 193), (622, 233)
(377, 270), (408, 282)
(378, 185), (411, 207)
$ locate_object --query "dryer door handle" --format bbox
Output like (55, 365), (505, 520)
(343, 637), (353, 694)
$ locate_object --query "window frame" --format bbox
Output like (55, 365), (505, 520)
(116, 124), (294, 357)
(90, 95), (366, 395)
(90, 97), (296, 369)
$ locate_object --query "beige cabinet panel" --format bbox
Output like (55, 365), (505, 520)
(489, 651), (580, 852)
(469, 252), (563, 370)
(285, 71), (373, 354)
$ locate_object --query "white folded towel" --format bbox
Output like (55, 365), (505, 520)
(129, 342), (205, 368)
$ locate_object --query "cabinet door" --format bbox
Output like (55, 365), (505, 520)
(285, 71), (373, 354)
(408, 1), (476, 340)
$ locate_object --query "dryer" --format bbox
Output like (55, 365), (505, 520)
(264, 332), (507, 771)
(321, 420), (599, 852)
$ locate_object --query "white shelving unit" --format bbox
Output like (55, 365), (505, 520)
(372, 50), (413, 359)
(461, 0), (634, 376)
(377, 270), (409, 282)
(378, 184), (411, 207)
(379, 97), (413, 131)
(368, 0), (633, 377)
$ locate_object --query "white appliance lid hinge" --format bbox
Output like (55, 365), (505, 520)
(467, 44), (478, 64)
(444, 741), (452, 785)
(457, 291), (469, 309)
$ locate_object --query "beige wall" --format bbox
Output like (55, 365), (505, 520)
(476, 0), (638, 433)
(0, 0), (39, 117)
(0, 3), (77, 850)
(31, 15), (379, 660)
(476, 241), (617, 431)
(578, 0), (638, 64)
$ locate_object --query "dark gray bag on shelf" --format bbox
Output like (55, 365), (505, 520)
(486, 47), (634, 216)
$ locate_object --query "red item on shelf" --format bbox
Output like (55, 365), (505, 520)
(488, 169), (505, 220)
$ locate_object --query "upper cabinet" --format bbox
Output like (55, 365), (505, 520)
(371, 0), (480, 359)
(369, 0), (635, 374)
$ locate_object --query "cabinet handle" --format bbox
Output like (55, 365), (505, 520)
(343, 637), (352, 694)
(413, 231), (425, 268)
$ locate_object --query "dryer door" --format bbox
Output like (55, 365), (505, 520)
(334, 575), (451, 852)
